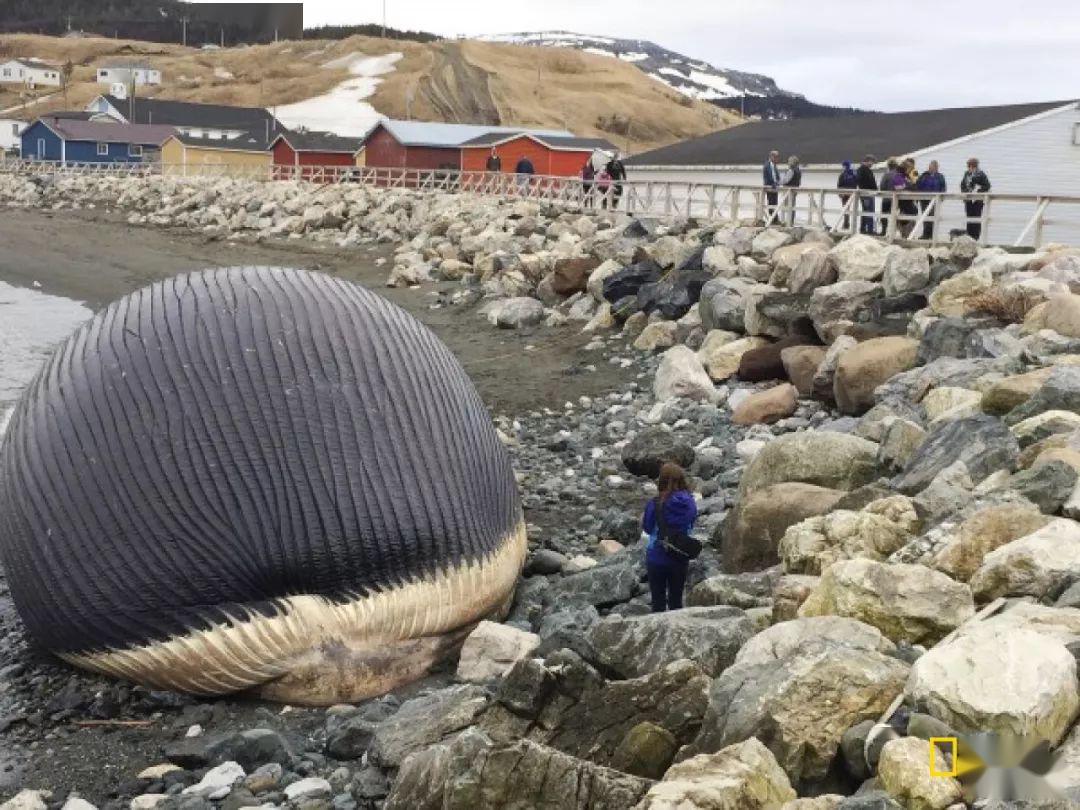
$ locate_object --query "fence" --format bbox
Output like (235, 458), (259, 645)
(3, 157), (1078, 248)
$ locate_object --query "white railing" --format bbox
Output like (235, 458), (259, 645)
(2, 158), (1078, 248)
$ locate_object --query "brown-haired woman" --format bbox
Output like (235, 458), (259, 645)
(641, 462), (698, 612)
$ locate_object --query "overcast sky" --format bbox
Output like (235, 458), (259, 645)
(268, 0), (1080, 111)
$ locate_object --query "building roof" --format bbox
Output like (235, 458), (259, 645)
(6, 58), (57, 71)
(273, 130), (365, 153)
(627, 100), (1079, 167)
(461, 131), (617, 151)
(98, 59), (156, 70)
(375, 119), (573, 148)
(169, 131), (271, 152)
(97, 94), (280, 132)
(35, 117), (175, 145)
(48, 110), (96, 120)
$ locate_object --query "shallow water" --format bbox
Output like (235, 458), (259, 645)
(0, 280), (92, 414)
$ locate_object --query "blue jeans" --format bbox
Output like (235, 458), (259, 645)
(647, 561), (688, 612)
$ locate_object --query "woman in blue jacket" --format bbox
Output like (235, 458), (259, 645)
(641, 462), (697, 612)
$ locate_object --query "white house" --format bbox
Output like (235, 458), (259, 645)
(85, 94), (283, 143)
(96, 60), (162, 87)
(0, 59), (62, 88)
(627, 100), (1080, 245)
(0, 117), (27, 153)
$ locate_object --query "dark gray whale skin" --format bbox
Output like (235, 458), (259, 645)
(0, 266), (521, 663)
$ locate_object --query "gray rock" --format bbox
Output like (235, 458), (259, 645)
(894, 415), (1020, 494)
(840, 719), (875, 781)
(1010, 460), (1079, 514)
(1007, 366), (1080, 425)
(385, 728), (652, 810)
(370, 685), (491, 767)
(699, 277), (769, 332)
(836, 791), (903, 810)
(809, 281), (883, 341)
(621, 426), (695, 478)
(549, 563), (640, 608)
(536, 605), (601, 658)
(488, 297), (544, 329)
(585, 606), (754, 678)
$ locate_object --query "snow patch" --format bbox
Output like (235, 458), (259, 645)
(618, 52), (648, 62)
(213, 66), (234, 80)
(274, 52), (401, 137)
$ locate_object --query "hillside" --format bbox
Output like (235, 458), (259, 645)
(482, 31), (863, 119)
(0, 33), (741, 153)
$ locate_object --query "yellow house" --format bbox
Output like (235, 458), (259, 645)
(161, 132), (271, 177)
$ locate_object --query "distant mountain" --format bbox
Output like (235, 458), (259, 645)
(479, 31), (863, 119)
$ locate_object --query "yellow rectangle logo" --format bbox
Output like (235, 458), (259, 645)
(929, 737), (958, 777)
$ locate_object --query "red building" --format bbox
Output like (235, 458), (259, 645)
(271, 130), (364, 178)
(460, 132), (616, 177)
(360, 120), (585, 172)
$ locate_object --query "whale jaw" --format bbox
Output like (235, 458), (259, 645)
(61, 520), (527, 705)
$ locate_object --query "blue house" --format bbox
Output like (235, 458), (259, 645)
(21, 116), (175, 164)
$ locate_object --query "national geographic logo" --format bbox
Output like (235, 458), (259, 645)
(927, 732), (1073, 803)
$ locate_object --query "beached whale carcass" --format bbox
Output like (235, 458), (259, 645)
(0, 266), (526, 705)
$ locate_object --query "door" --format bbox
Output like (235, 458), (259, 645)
(36, 138), (45, 159)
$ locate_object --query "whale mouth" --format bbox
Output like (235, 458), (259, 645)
(60, 519), (527, 706)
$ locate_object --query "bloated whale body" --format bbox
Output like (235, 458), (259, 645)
(0, 267), (526, 705)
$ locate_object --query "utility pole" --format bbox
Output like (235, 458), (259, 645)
(220, 27), (225, 48)
(382, 0), (387, 38)
(181, 16), (188, 47)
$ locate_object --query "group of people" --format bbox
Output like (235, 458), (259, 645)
(481, 148), (627, 208)
(763, 150), (993, 240)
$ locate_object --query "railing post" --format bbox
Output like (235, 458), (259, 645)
(980, 195), (992, 246)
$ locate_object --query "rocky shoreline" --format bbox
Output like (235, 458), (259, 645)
(3, 173), (1080, 809)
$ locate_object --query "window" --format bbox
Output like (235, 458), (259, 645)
(1073, 122), (1080, 146)
(2, 68), (10, 78)
(97, 143), (109, 156)
(11, 123), (18, 136)
(129, 144), (143, 157)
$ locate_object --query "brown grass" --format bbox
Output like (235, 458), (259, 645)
(967, 286), (1043, 323)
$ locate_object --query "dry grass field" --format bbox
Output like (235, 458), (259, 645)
(0, 33), (740, 152)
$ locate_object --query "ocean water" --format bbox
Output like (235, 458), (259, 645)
(0, 281), (93, 426)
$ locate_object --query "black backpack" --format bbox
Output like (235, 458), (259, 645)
(655, 496), (702, 561)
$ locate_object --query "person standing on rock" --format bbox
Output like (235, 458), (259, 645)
(581, 159), (596, 208)
(961, 157), (992, 240)
(485, 148), (501, 173)
(595, 166), (612, 209)
(856, 155), (878, 234)
(836, 160), (858, 231)
(783, 155), (802, 225)
(762, 150), (782, 223)
(878, 158), (899, 236)
(642, 462), (697, 613)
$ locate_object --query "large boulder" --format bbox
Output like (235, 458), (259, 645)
(699, 277), (770, 333)
(809, 281), (883, 342)
(881, 247), (931, 296)
(781, 346), (827, 397)
(635, 738), (795, 810)
(552, 256), (601, 296)
(622, 426), (695, 478)
(487, 297), (545, 329)
(827, 236), (889, 283)
(811, 335), (857, 400)
(906, 626), (1080, 745)
(927, 266), (993, 316)
(779, 503), (918, 575)
(585, 607), (755, 679)
(612, 722), (679, 781)
(752, 228), (796, 259)
(981, 367), (1056, 415)
(385, 728), (652, 810)
(634, 321), (680, 353)
(833, 337), (920, 415)
(1005, 365), (1080, 424)
(637, 249), (712, 320)
(771, 243), (828, 288)
(722, 483), (845, 573)
(654, 346), (717, 402)
(798, 559), (975, 645)
(457, 621), (540, 683)
(969, 518), (1080, 601)
(480, 655), (710, 768)
(788, 249), (837, 294)
(745, 290), (813, 339)
(877, 737), (962, 810)
(894, 414), (1020, 493)
(687, 617), (908, 786)
(930, 501), (1051, 582)
(603, 259), (663, 304)
(587, 259), (622, 302)
(739, 336), (821, 383)
(370, 685), (490, 767)
(738, 432), (880, 497)
(699, 334), (770, 382)
(731, 383), (798, 426)
(1023, 292), (1080, 338)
